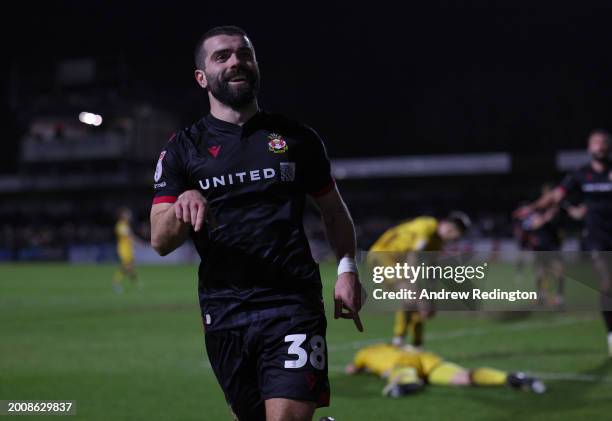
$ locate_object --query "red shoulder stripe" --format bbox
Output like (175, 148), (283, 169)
(152, 195), (177, 205)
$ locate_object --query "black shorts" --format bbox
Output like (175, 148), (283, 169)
(205, 311), (329, 421)
(585, 231), (612, 252)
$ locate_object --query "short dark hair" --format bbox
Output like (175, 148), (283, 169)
(446, 211), (471, 233)
(588, 128), (612, 144)
(194, 25), (249, 69)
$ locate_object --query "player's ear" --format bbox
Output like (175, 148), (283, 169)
(195, 69), (208, 89)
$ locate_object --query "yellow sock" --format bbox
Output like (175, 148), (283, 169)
(409, 313), (423, 346)
(113, 270), (124, 283)
(471, 367), (507, 386)
(393, 310), (409, 338)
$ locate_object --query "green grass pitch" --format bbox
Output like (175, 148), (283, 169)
(2, 262), (612, 420)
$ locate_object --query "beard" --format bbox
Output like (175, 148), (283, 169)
(591, 150), (611, 162)
(206, 65), (260, 110)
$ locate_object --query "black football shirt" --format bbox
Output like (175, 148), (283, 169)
(152, 112), (335, 330)
(560, 161), (612, 246)
(527, 209), (561, 251)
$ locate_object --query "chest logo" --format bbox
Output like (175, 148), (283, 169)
(208, 145), (221, 158)
(268, 133), (288, 153)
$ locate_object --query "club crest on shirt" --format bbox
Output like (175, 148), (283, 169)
(268, 133), (288, 153)
(154, 151), (166, 182)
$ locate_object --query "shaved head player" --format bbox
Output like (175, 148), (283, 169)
(515, 129), (612, 355)
(150, 26), (363, 421)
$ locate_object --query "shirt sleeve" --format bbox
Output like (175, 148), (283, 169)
(152, 133), (187, 205)
(300, 126), (335, 197)
(402, 218), (436, 251)
(116, 222), (130, 237)
(559, 171), (580, 196)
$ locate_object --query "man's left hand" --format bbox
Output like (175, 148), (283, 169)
(334, 272), (364, 332)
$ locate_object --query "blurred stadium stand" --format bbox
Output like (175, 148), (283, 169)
(1, 56), (178, 262)
(1, 56), (591, 263)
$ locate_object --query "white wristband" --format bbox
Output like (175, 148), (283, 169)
(337, 256), (358, 276)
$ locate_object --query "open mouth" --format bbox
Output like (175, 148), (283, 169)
(227, 75), (248, 84)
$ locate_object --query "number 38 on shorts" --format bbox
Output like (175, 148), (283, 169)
(284, 334), (327, 370)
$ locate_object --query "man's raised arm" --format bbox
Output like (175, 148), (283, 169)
(514, 187), (566, 219)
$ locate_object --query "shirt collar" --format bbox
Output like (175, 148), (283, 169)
(204, 111), (265, 133)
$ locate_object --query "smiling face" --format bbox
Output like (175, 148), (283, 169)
(195, 34), (260, 110)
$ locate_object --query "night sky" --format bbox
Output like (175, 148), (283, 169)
(6, 1), (612, 161)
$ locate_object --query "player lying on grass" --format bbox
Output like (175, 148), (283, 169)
(345, 343), (546, 397)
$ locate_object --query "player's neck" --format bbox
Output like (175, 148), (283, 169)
(209, 99), (259, 127)
(591, 158), (609, 173)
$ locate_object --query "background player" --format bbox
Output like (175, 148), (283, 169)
(515, 129), (612, 354)
(369, 212), (471, 347)
(519, 183), (565, 308)
(113, 207), (140, 293)
(149, 26), (362, 421)
(345, 342), (546, 397)
(512, 203), (533, 283)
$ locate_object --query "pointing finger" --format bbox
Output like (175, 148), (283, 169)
(352, 312), (364, 332)
(340, 308), (364, 332)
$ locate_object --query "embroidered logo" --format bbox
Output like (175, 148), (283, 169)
(208, 145), (221, 158)
(268, 133), (288, 153)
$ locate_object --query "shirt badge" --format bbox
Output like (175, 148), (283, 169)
(268, 133), (288, 153)
(154, 151), (166, 182)
(208, 145), (221, 158)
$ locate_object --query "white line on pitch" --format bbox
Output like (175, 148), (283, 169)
(327, 315), (595, 352)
